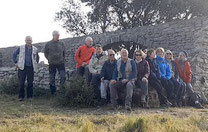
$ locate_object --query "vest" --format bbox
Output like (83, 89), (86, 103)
(117, 58), (132, 80)
(17, 45), (38, 72)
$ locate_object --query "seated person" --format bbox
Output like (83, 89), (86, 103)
(109, 49), (137, 111)
(175, 51), (204, 109)
(100, 49), (117, 104)
(134, 50), (150, 107)
(155, 47), (175, 106)
(146, 49), (172, 107)
(165, 50), (186, 107)
(89, 44), (108, 101)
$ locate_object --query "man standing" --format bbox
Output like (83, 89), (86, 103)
(89, 44), (108, 101)
(110, 49), (137, 111)
(74, 37), (96, 83)
(13, 36), (39, 101)
(44, 31), (66, 95)
(100, 49), (117, 104)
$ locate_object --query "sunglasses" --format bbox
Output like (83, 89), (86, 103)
(166, 53), (172, 55)
(109, 54), (115, 56)
(135, 54), (142, 56)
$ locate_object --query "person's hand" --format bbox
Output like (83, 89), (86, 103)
(122, 79), (128, 84)
(101, 77), (104, 82)
(15, 64), (19, 70)
(82, 62), (87, 67)
(110, 80), (116, 84)
(142, 77), (148, 82)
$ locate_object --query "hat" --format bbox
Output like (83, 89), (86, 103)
(165, 50), (172, 55)
(95, 44), (102, 48)
(179, 51), (188, 58)
(156, 47), (165, 53)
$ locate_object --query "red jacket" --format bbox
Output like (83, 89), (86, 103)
(75, 45), (96, 68)
(175, 59), (192, 83)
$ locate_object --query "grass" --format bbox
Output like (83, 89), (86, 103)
(0, 94), (208, 132)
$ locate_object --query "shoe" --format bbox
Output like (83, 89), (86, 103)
(27, 98), (33, 102)
(161, 100), (172, 108)
(100, 98), (107, 106)
(19, 98), (24, 101)
(125, 104), (132, 111)
(195, 102), (204, 109)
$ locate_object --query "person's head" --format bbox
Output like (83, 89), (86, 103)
(120, 49), (129, 61)
(156, 47), (165, 58)
(147, 49), (156, 59)
(25, 36), (32, 46)
(52, 30), (60, 41)
(85, 37), (93, 47)
(108, 49), (116, 61)
(134, 50), (145, 61)
(178, 51), (188, 61)
(165, 50), (173, 60)
(95, 44), (103, 55)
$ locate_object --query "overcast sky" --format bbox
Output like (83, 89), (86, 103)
(0, 0), (70, 48)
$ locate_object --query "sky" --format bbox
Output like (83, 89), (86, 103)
(0, 0), (70, 48)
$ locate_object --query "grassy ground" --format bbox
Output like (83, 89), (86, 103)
(0, 94), (208, 132)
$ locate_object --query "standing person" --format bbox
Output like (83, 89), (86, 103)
(175, 51), (204, 109)
(100, 49), (117, 104)
(13, 36), (39, 101)
(134, 50), (150, 107)
(44, 30), (66, 95)
(146, 49), (172, 107)
(89, 44), (108, 101)
(74, 37), (96, 83)
(165, 50), (186, 107)
(155, 47), (175, 105)
(109, 49), (137, 111)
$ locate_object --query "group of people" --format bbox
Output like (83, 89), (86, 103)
(12, 31), (204, 110)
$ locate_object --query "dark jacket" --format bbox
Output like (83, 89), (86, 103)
(146, 58), (161, 80)
(100, 60), (117, 80)
(44, 40), (65, 65)
(136, 59), (150, 80)
(166, 60), (179, 80)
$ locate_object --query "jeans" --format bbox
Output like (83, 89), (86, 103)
(49, 63), (66, 94)
(77, 66), (92, 84)
(18, 66), (34, 99)
(161, 78), (175, 101)
(109, 81), (135, 107)
(91, 74), (101, 100)
(135, 79), (148, 98)
(100, 80), (110, 99)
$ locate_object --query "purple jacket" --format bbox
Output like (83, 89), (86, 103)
(136, 59), (150, 80)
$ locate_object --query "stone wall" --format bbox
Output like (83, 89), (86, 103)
(1, 16), (208, 96)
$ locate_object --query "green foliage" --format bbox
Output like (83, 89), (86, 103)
(0, 74), (19, 95)
(58, 76), (97, 107)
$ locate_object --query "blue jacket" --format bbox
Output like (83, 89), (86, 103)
(155, 55), (172, 80)
(100, 60), (117, 80)
(112, 59), (137, 81)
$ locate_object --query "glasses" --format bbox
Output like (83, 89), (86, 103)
(135, 54), (142, 56)
(109, 54), (115, 56)
(166, 53), (172, 55)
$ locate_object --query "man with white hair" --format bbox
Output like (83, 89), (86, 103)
(75, 36), (96, 83)
(44, 30), (66, 95)
(13, 36), (39, 101)
(110, 49), (137, 111)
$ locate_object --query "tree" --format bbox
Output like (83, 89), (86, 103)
(55, 0), (208, 37)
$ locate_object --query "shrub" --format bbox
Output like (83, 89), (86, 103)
(0, 73), (19, 95)
(58, 75), (97, 107)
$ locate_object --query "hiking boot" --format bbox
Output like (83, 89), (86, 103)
(194, 102), (204, 109)
(19, 98), (24, 101)
(100, 98), (108, 106)
(161, 100), (172, 108)
(125, 104), (132, 111)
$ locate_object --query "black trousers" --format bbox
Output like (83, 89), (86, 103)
(18, 66), (34, 99)
(91, 74), (101, 100)
(161, 78), (175, 101)
(77, 66), (92, 84)
(149, 78), (168, 105)
(49, 63), (66, 94)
